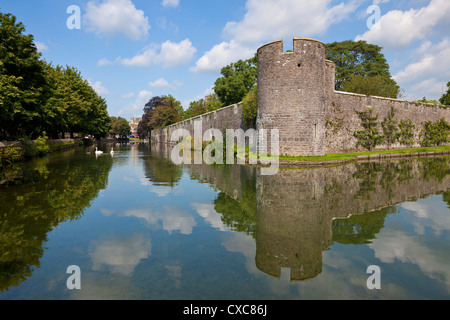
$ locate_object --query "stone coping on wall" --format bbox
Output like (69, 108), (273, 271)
(164, 102), (242, 129)
(335, 90), (448, 109)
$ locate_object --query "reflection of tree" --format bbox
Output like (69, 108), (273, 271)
(143, 154), (182, 187)
(0, 149), (113, 291)
(213, 177), (257, 236)
(419, 157), (450, 184)
(332, 206), (396, 245)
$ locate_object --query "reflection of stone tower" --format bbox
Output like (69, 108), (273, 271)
(255, 169), (326, 281)
(256, 38), (328, 156)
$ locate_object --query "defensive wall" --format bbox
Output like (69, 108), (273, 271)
(151, 37), (450, 156)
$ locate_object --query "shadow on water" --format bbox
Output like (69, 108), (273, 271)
(153, 143), (450, 282)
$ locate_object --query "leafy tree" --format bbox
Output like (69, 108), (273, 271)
(440, 81), (450, 105)
(0, 12), (48, 138)
(110, 116), (131, 138)
(398, 119), (415, 146)
(184, 99), (208, 119)
(204, 93), (224, 112)
(325, 40), (400, 98)
(138, 95), (183, 136)
(213, 54), (257, 106)
(420, 118), (450, 147)
(354, 109), (383, 151)
(342, 74), (401, 99)
(242, 85), (258, 128)
(381, 106), (399, 149)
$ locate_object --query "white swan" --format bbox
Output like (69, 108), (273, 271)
(110, 147), (114, 156)
(95, 147), (104, 155)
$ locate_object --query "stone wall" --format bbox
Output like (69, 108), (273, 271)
(151, 102), (248, 144)
(151, 37), (450, 156)
(325, 91), (450, 153)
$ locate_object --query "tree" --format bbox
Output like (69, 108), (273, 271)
(205, 93), (224, 112)
(440, 82), (450, 105)
(398, 119), (415, 147)
(421, 118), (450, 147)
(354, 109), (383, 151)
(242, 85), (258, 128)
(381, 106), (399, 149)
(0, 13), (48, 138)
(325, 40), (400, 98)
(213, 54), (257, 106)
(184, 99), (208, 119)
(138, 95), (183, 137)
(110, 116), (131, 138)
(342, 74), (401, 99)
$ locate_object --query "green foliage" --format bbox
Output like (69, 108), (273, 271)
(0, 12), (111, 140)
(440, 81), (450, 105)
(381, 106), (399, 149)
(325, 40), (401, 98)
(398, 119), (415, 146)
(420, 118), (450, 147)
(110, 116), (131, 137)
(213, 54), (257, 106)
(138, 95), (183, 137)
(0, 145), (23, 168)
(184, 99), (208, 119)
(18, 132), (50, 158)
(354, 109), (383, 151)
(342, 74), (400, 99)
(242, 85), (257, 128)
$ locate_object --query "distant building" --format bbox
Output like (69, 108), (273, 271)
(129, 117), (141, 136)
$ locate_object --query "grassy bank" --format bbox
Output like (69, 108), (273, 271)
(278, 146), (450, 162)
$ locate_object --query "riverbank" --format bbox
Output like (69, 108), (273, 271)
(276, 146), (450, 168)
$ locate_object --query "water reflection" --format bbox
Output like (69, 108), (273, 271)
(180, 152), (450, 283)
(0, 147), (114, 291)
(0, 143), (448, 299)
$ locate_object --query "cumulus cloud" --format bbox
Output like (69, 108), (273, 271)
(393, 38), (450, 99)
(34, 41), (49, 52)
(192, 0), (358, 73)
(224, 0), (358, 45)
(355, 0), (450, 48)
(118, 89), (152, 117)
(148, 78), (183, 90)
(162, 0), (180, 8)
(113, 39), (196, 68)
(83, 0), (151, 40)
(88, 80), (110, 96)
(190, 40), (254, 73)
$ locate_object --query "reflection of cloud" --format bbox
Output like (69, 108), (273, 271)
(150, 186), (171, 197)
(89, 233), (151, 275)
(123, 206), (196, 235)
(400, 197), (450, 236)
(369, 198), (450, 291)
(191, 203), (229, 231)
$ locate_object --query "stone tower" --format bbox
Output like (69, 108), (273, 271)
(256, 38), (329, 156)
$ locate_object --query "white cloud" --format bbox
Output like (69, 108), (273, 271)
(122, 92), (135, 99)
(116, 39), (196, 68)
(35, 41), (48, 52)
(192, 0), (358, 73)
(148, 78), (183, 89)
(162, 0), (180, 8)
(393, 38), (450, 99)
(89, 80), (110, 96)
(223, 0), (359, 45)
(118, 89), (152, 117)
(83, 0), (151, 41)
(190, 40), (254, 73)
(355, 0), (450, 48)
(97, 57), (113, 66)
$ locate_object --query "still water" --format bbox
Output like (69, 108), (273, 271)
(0, 143), (449, 300)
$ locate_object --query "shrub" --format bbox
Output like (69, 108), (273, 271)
(0, 145), (23, 168)
(420, 118), (450, 147)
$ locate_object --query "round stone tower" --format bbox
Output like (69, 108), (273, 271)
(256, 38), (327, 156)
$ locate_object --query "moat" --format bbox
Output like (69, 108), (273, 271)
(0, 143), (449, 299)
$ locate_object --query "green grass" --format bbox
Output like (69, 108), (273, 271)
(278, 146), (450, 162)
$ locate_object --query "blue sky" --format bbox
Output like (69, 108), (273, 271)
(1, 0), (449, 120)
